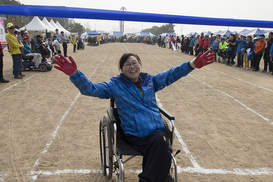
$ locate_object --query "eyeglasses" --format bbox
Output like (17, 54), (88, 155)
(123, 61), (139, 68)
(9, 27), (14, 29)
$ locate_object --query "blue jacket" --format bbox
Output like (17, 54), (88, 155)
(190, 38), (195, 47)
(70, 62), (193, 138)
(22, 41), (32, 54)
(237, 39), (247, 53)
(270, 44), (273, 56)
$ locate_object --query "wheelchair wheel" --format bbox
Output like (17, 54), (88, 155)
(99, 117), (113, 180)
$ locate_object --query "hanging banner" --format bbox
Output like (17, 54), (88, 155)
(0, 18), (6, 42)
(0, 5), (273, 28)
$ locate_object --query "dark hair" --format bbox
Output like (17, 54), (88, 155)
(119, 53), (141, 70)
(247, 35), (252, 40)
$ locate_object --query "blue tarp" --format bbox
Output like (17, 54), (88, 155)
(223, 30), (233, 37)
(86, 30), (102, 36)
(1, 5), (273, 28)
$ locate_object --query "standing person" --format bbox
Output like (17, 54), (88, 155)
(71, 34), (77, 53)
(270, 42), (273, 75)
(60, 31), (68, 57)
(262, 32), (273, 73)
(236, 34), (247, 68)
(242, 35), (254, 70)
(53, 29), (61, 42)
(0, 42), (9, 83)
(253, 35), (266, 71)
(52, 35), (61, 54)
(227, 33), (237, 66)
(198, 33), (205, 54)
(194, 35), (200, 56)
(212, 34), (221, 61)
(175, 36), (181, 50)
(22, 36), (42, 68)
(203, 35), (210, 52)
(189, 35), (195, 55)
(53, 49), (215, 182)
(5, 22), (24, 79)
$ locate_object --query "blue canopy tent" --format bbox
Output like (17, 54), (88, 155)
(238, 29), (253, 35)
(136, 32), (155, 37)
(214, 30), (226, 35)
(185, 32), (198, 37)
(86, 30), (102, 36)
(222, 30), (233, 37)
(248, 28), (267, 36)
(109, 31), (124, 37)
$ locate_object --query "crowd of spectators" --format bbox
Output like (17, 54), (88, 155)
(156, 32), (273, 75)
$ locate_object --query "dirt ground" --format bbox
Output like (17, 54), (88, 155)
(0, 43), (273, 182)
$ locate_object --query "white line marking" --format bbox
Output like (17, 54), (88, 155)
(32, 47), (113, 168)
(28, 166), (273, 180)
(207, 67), (273, 93)
(178, 166), (273, 175)
(189, 75), (272, 124)
(0, 172), (6, 181)
(0, 73), (41, 94)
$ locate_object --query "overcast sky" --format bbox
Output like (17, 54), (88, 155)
(17, 0), (273, 35)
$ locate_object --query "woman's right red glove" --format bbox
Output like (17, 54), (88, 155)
(54, 54), (77, 76)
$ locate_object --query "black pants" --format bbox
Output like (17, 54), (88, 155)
(125, 131), (171, 182)
(0, 55), (3, 80)
(73, 45), (76, 52)
(227, 48), (236, 65)
(263, 54), (272, 72)
(189, 47), (193, 55)
(198, 46), (203, 55)
(62, 42), (67, 57)
(253, 52), (263, 71)
(237, 53), (243, 67)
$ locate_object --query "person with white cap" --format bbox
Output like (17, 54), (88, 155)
(5, 22), (24, 79)
(253, 35), (266, 71)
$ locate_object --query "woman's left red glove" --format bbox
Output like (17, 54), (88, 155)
(54, 54), (77, 76)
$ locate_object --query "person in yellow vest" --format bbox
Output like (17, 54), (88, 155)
(5, 22), (25, 79)
(70, 34), (77, 53)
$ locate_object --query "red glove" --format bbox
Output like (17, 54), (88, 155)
(54, 54), (77, 76)
(190, 50), (215, 69)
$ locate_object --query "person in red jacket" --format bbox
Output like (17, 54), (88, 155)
(203, 35), (210, 51)
(198, 33), (205, 54)
(0, 42), (10, 83)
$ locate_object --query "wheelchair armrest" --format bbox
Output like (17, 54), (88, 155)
(107, 108), (117, 123)
(159, 107), (175, 120)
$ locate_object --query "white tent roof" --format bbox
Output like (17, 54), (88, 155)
(41, 17), (55, 32)
(56, 21), (70, 35)
(49, 19), (60, 31)
(20, 16), (49, 32)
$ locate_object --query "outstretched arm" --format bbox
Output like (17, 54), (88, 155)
(153, 50), (215, 92)
(53, 54), (114, 99)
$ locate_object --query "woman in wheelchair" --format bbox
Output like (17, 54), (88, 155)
(54, 50), (215, 182)
(22, 36), (42, 68)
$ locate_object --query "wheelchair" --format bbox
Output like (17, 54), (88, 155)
(99, 98), (180, 182)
